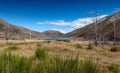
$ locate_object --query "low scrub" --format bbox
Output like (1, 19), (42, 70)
(80, 59), (100, 73)
(57, 40), (70, 42)
(86, 44), (94, 50)
(75, 44), (83, 49)
(35, 47), (48, 60)
(0, 51), (33, 73)
(0, 51), (101, 73)
(36, 43), (42, 47)
(110, 46), (120, 52)
(6, 45), (19, 51)
(62, 48), (69, 51)
(108, 64), (119, 73)
(43, 40), (51, 43)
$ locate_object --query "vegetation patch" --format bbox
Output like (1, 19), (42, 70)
(110, 46), (120, 52)
(108, 64), (119, 73)
(35, 47), (48, 60)
(75, 44), (83, 49)
(43, 40), (51, 43)
(86, 44), (94, 50)
(56, 40), (71, 42)
(6, 45), (19, 51)
(36, 43), (42, 47)
(0, 50), (104, 73)
(62, 48), (69, 51)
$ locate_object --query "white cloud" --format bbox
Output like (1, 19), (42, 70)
(51, 28), (75, 33)
(37, 15), (107, 33)
(37, 15), (107, 28)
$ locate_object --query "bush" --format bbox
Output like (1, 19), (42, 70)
(75, 44), (83, 49)
(43, 40), (51, 43)
(108, 64), (119, 73)
(0, 51), (33, 73)
(36, 43), (41, 47)
(35, 47), (48, 60)
(86, 44), (94, 50)
(47, 56), (100, 73)
(110, 46), (120, 52)
(6, 45), (18, 51)
(57, 40), (70, 42)
(80, 59), (100, 73)
(63, 48), (68, 51)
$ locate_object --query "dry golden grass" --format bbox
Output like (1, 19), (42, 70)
(0, 40), (120, 69)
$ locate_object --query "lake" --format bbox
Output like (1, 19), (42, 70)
(37, 37), (84, 41)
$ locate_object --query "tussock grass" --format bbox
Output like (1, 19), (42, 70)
(62, 48), (69, 51)
(75, 44), (83, 49)
(6, 45), (19, 51)
(0, 51), (33, 73)
(35, 47), (48, 60)
(86, 44), (94, 50)
(108, 64), (119, 73)
(110, 46), (120, 52)
(42, 40), (51, 43)
(0, 50), (101, 73)
(57, 40), (71, 42)
(36, 43), (42, 47)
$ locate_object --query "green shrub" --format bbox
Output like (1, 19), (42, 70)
(36, 43), (42, 47)
(6, 45), (18, 51)
(80, 59), (100, 73)
(56, 40), (70, 42)
(62, 40), (70, 42)
(47, 56), (100, 73)
(108, 64), (119, 73)
(75, 44), (83, 49)
(110, 46), (120, 52)
(63, 48), (68, 51)
(35, 47), (48, 60)
(0, 51), (33, 73)
(86, 44), (94, 50)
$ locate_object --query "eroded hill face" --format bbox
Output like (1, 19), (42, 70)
(0, 19), (46, 39)
(64, 12), (120, 40)
(0, 19), (64, 39)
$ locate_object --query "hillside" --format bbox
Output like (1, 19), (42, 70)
(0, 19), (65, 39)
(43, 30), (64, 37)
(64, 12), (120, 40)
(0, 19), (47, 39)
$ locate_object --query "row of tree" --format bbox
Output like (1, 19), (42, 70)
(89, 10), (119, 46)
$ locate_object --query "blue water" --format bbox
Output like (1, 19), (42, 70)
(37, 37), (83, 41)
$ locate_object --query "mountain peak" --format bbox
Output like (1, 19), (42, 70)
(43, 30), (63, 37)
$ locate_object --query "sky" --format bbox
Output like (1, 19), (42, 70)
(0, 0), (120, 33)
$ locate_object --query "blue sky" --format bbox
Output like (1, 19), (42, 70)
(0, 0), (120, 33)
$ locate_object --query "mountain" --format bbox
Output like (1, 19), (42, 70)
(0, 19), (64, 39)
(0, 19), (47, 39)
(43, 30), (64, 37)
(64, 12), (120, 40)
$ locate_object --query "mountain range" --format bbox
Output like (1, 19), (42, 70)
(64, 12), (120, 40)
(0, 19), (63, 39)
(0, 12), (120, 40)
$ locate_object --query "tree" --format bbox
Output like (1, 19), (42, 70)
(91, 11), (99, 46)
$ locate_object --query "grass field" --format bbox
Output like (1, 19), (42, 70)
(0, 40), (120, 73)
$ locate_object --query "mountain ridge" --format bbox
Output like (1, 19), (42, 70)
(0, 19), (63, 39)
(64, 12), (120, 40)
